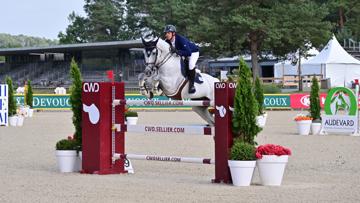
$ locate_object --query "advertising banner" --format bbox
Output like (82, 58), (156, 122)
(290, 93), (327, 109)
(0, 84), (8, 126)
(263, 95), (290, 108)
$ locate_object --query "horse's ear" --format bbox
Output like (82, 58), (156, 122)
(141, 37), (146, 45)
(154, 36), (159, 44)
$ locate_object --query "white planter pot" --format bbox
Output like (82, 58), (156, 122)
(257, 155), (288, 186)
(28, 108), (34, 117)
(256, 113), (267, 127)
(19, 106), (29, 117)
(126, 117), (138, 125)
(296, 120), (311, 135)
(311, 123), (322, 135)
(17, 116), (24, 126)
(228, 160), (256, 186)
(9, 116), (18, 126)
(55, 150), (78, 172)
(76, 151), (82, 171)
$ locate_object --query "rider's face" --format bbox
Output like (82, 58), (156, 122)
(165, 32), (174, 41)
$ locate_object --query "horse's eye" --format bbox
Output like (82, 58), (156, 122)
(152, 52), (156, 55)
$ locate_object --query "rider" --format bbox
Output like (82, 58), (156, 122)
(163, 24), (199, 94)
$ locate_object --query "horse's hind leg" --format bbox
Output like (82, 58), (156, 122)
(192, 106), (215, 126)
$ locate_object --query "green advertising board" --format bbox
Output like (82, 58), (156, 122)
(263, 94), (290, 108)
(14, 94), (291, 110)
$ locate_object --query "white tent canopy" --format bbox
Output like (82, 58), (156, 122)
(274, 48), (319, 79)
(304, 35), (360, 87)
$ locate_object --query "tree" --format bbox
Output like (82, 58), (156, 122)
(25, 80), (33, 108)
(254, 77), (264, 116)
(58, 12), (91, 44)
(232, 58), (261, 145)
(69, 58), (83, 149)
(6, 77), (17, 117)
(309, 76), (321, 121)
(192, 0), (332, 81)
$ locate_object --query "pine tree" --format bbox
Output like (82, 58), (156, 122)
(25, 80), (33, 108)
(232, 58), (261, 145)
(5, 77), (17, 116)
(309, 76), (321, 121)
(254, 77), (264, 116)
(69, 58), (83, 149)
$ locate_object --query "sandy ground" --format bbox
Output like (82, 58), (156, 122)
(1, 111), (360, 202)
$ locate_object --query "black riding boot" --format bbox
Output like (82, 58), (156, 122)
(188, 68), (196, 94)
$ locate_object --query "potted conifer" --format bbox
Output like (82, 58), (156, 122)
(230, 58), (262, 186)
(6, 77), (18, 126)
(309, 76), (321, 135)
(69, 58), (83, 161)
(55, 59), (82, 172)
(25, 80), (34, 117)
(254, 77), (267, 127)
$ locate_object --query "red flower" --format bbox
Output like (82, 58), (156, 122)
(256, 144), (292, 159)
(67, 134), (74, 140)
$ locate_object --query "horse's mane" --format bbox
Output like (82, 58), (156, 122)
(157, 38), (170, 52)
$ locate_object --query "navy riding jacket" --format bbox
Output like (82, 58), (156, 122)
(166, 34), (199, 57)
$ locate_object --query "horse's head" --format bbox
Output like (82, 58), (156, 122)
(138, 35), (170, 98)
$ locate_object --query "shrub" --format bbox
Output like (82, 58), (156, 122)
(309, 76), (321, 121)
(232, 58), (261, 145)
(263, 83), (281, 93)
(125, 110), (138, 117)
(69, 58), (83, 149)
(25, 80), (33, 108)
(254, 77), (264, 115)
(55, 139), (77, 150)
(230, 139), (256, 161)
(6, 76), (17, 116)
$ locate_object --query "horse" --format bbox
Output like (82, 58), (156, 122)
(138, 36), (220, 125)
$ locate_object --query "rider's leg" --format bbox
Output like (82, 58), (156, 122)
(188, 52), (199, 94)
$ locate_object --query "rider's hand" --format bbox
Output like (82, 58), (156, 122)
(170, 46), (177, 54)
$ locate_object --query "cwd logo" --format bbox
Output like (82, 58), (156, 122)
(300, 95), (310, 107)
(83, 82), (99, 93)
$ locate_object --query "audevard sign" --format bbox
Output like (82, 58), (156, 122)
(322, 115), (357, 133)
(0, 84), (8, 126)
(322, 87), (358, 134)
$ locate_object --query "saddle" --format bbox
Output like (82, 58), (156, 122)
(180, 58), (204, 84)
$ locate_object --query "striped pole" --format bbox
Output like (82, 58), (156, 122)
(114, 124), (212, 135)
(113, 153), (214, 165)
(113, 99), (214, 107)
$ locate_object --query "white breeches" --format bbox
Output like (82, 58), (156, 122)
(188, 52), (199, 70)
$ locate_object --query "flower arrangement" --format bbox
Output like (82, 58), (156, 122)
(255, 144), (292, 159)
(294, 114), (312, 121)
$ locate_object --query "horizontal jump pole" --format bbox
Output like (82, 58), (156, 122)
(113, 153), (215, 165)
(112, 99), (214, 107)
(113, 124), (212, 135)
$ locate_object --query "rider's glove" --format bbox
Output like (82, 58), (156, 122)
(170, 46), (177, 54)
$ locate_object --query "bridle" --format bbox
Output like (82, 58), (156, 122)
(142, 37), (174, 71)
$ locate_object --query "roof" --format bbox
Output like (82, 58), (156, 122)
(304, 35), (360, 65)
(0, 40), (144, 55)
